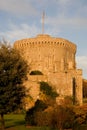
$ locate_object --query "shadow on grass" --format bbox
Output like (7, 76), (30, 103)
(14, 120), (25, 126)
(5, 119), (13, 122)
(4, 115), (25, 129)
(5, 120), (25, 129)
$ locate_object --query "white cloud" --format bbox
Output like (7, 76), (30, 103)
(49, 0), (87, 29)
(0, 23), (41, 43)
(58, 0), (72, 6)
(0, 0), (37, 16)
(0, 21), (62, 43)
(45, 15), (87, 29)
(76, 56), (87, 78)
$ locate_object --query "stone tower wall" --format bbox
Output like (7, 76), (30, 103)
(14, 34), (76, 74)
(14, 34), (83, 106)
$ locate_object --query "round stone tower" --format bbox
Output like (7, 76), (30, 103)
(14, 34), (83, 106)
(14, 34), (76, 74)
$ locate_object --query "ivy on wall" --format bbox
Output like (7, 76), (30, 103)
(39, 81), (58, 99)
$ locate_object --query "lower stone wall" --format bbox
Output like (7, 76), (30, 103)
(24, 70), (83, 109)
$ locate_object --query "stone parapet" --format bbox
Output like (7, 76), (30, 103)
(14, 34), (76, 53)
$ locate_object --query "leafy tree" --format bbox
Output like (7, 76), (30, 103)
(0, 43), (28, 130)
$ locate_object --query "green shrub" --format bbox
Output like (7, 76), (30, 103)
(35, 105), (75, 129)
(50, 105), (75, 130)
(73, 104), (87, 126)
(35, 110), (52, 126)
(25, 100), (47, 126)
(25, 100), (75, 129)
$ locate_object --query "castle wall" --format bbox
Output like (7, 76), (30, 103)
(23, 69), (83, 108)
(14, 34), (83, 106)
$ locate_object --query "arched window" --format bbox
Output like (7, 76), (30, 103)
(30, 70), (43, 75)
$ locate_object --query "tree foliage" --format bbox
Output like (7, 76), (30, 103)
(0, 43), (28, 129)
(74, 104), (87, 126)
(25, 99), (47, 125)
(50, 105), (75, 130)
(39, 81), (58, 99)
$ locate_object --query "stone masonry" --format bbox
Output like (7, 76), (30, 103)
(14, 34), (83, 108)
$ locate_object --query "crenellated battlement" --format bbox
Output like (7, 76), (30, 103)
(14, 34), (76, 53)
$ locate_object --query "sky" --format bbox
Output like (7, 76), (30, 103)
(0, 0), (87, 79)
